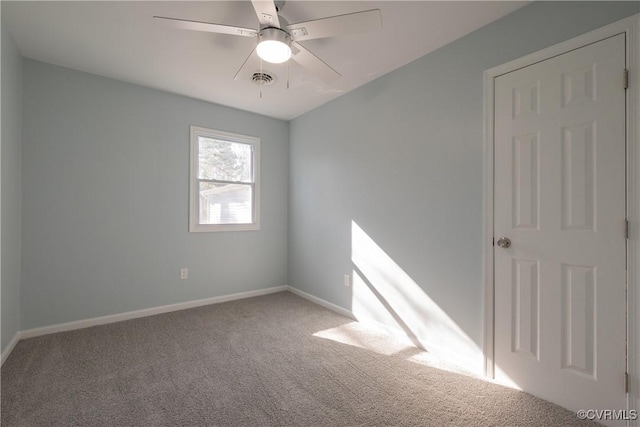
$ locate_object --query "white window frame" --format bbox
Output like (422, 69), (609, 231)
(189, 126), (260, 232)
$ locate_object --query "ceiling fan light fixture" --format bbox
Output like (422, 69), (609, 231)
(256, 27), (291, 64)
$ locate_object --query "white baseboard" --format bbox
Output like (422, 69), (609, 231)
(17, 286), (288, 341)
(5, 286), (345, 366)
(286, 286), (355, 320)
(1, 332), (21, 367)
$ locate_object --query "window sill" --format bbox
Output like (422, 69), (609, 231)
(189, 223), (260, 233)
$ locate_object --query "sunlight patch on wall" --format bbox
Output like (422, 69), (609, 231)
(351, 220), (484, 375)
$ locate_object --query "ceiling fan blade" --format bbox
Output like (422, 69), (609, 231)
(154, 16), (257, 38)
(233, 48), (257, 81)
(290, 42), (341, 83)
(288, 9), (382, 41)
(250, 0), (281, 28)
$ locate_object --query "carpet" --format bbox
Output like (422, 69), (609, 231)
(1, 291), (596, 426)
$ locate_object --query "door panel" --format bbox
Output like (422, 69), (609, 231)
(494, 33), (626, 414)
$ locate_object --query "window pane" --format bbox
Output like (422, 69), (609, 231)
(198, 137), (252, 182)
(199, 182), (252, 225)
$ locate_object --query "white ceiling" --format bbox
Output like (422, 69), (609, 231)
(3, 1), (529, 120)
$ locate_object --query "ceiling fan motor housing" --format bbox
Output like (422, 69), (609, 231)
(258, 27), (291, 42)
(256, 27), (292, 64)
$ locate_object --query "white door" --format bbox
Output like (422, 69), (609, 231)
(494, 33), (626, 414)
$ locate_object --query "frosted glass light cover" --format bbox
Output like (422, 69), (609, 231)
(257, 40), (291, 64)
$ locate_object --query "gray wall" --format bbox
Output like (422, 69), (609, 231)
(1, 20), (23, 351)
(21, 60), (288, 329)
(288, 1), (639, 365)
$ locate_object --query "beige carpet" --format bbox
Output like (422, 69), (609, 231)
(1, 291), (596, 426)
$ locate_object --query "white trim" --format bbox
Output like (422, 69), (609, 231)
(18, 286), (287, 340)
(189, 125), (261, 233)
(482, 68), (495, 378)
(626, 14), (640, 424)
(286, 286), (355, 320)
(3, 286), (345, 364)
(3, 287), (346, 365)
(483, 13), (639, 416)
(1, 333), (21, 367)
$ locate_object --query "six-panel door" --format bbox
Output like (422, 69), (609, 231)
(494, 33), (627, 416)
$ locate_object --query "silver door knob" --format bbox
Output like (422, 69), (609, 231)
(496, 237), (511, 248)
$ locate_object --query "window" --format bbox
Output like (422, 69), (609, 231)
(190, 126), (260, 232)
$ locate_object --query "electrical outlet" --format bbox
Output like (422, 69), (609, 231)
(344, 274), (350, 287)
(180, 268), (188, 280)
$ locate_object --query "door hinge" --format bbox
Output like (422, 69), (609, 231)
(625, 371), (629, 393)
(626, 219), (629, 239)
(624, 69), (629, 89)
(492, 237), (495, 247)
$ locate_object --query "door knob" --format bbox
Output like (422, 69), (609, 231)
(496, 237), (511, 248)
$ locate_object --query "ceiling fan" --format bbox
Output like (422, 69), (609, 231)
(154, 1), (382, 84)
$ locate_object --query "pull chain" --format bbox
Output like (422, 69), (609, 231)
(259, 57), (263, 99)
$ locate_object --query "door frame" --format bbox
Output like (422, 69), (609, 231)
(483, 13), (639, 413)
